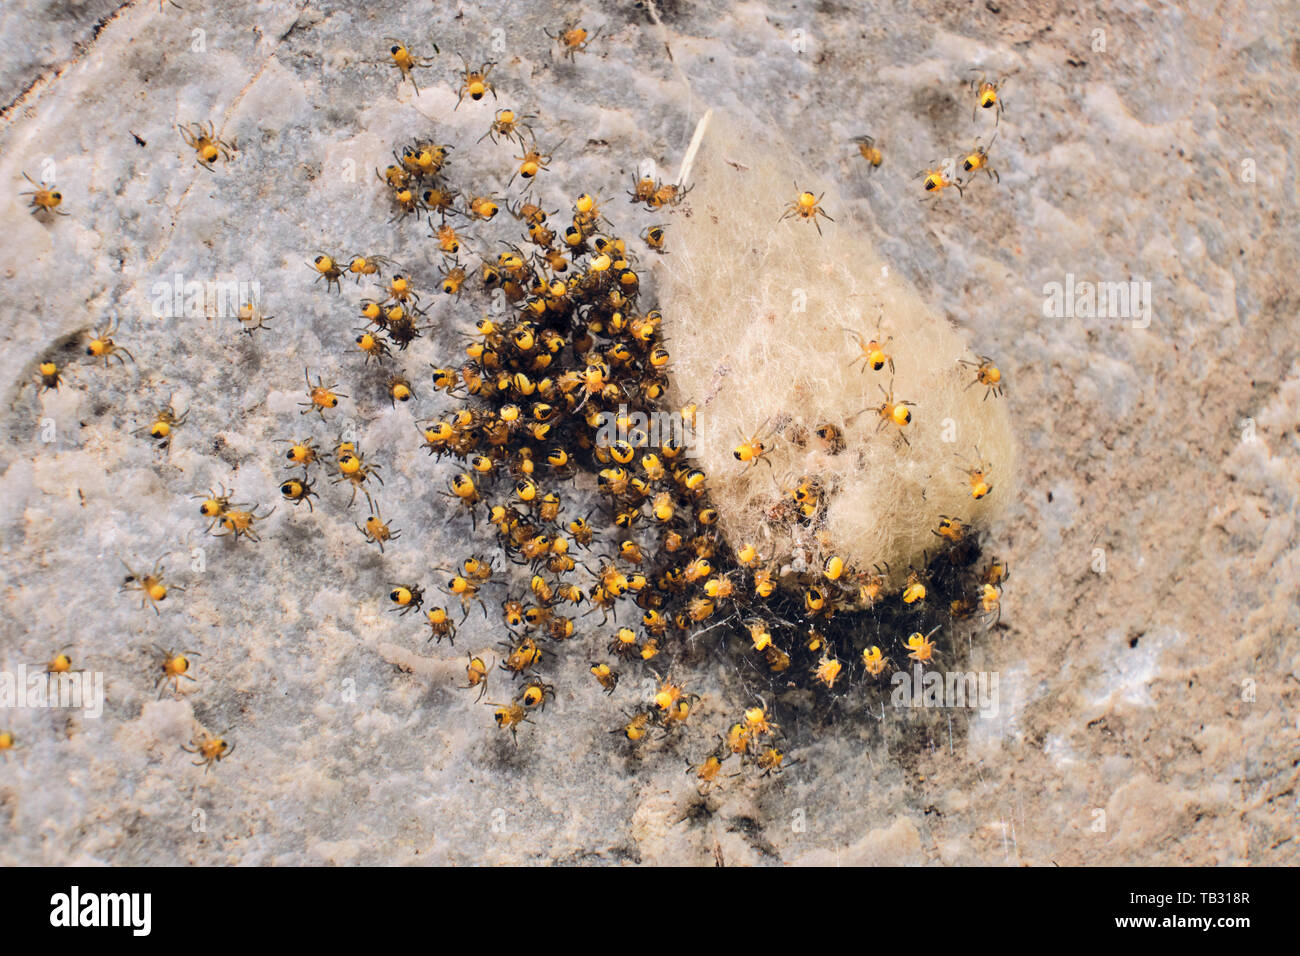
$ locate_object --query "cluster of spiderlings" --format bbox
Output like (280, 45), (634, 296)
(276, 40), (1019, 781)
(10, 26), (1016, 784)
(915, 72), (1008, 201)
(296, 78), (793, 755)
(0, 32), (1002, 785)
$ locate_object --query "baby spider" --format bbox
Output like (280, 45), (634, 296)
(733, 418), (775, 468)
(426, 606), (457, 645)
(981, 556), (1010, 587)
(460, 654), (491, 700)
(277, 437), (319, 470)
(755, 746), (796, 778)
(812, 652), (844, 689)
(873, 379), (916, 444)
(310, 253), (345, 292)
(357, 501), (400, 552)
(904, 625), (942, 663)
(386, 181), (423, 221)
(385, 312), (425, 351)
(649, 675), (694, 723)
(589, 661), (619, 695)
(814, 422), (846, 454)
(280, 475), (319, 512)
(382, 272), (420, 306)
(466, 194), (500, 223)
(546, 24), (599, 60)
(454, 56), (496, 109)
(439, 569), (488, 622)
(152, 645), (198, 698)
(35, 361), (63, 392)
(854, 563), (888, 606)
(500, 636), (543, 677)
(617, 711), (654, 743)
(194, 483), (235, 533)
(861, 645), (890, 677)
(780, 188), (834, 235)
(479, 108), (535, 146)
(511, 141), (555, 185)
(517, 676), (556, 712)
(970, 71), (1008, 124)
(44, 652), (74, 674)
(662, 690), (699, 731)
(845, 316), (893, 373)
(183, 729), (234, 773)
(439, 261), (468, 296)
(981, 582), (1003, 625)
(346, 253), (395, 283)
(652, 180), (691, 208)
(961, 132), (1000, 184)
(421, 183), (458, 221)
(641, 224), (667, 253)
(442, 473), (480, 528)
(120, 556), (183, 613)
(403, 138), (454, 177)
(299, 369), (347, 420)
(215, 503), (274, 542)
(742, 704), (778, 739)
(960, 449), (994, 499)
(933, 514), (967, 543)
(688, 754), (730, 790)
(917, 161), (964, 202)
(85, 317), (134, 367)
(354, 328), (390, 364)
(235, 301), (273, 335)
(137, 400), (188, 451)
(853, 134), (883, 171)
(488, 701), (532, 744)
(608, 627), (640, 659)
(960, 354), (1005, 399)
(177, 120), (236, 169)
(385, 38), (436, 93)
(431, 221), (467, 256)
(332, 445), (383, 508)
(902, 567), (928, 605)
(461, 555), (495, 584)
(386, 374), (415, 407)
(388, 583), (425, 616)
(628, 173), (658, 205)
(21, 171), (67, 217)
